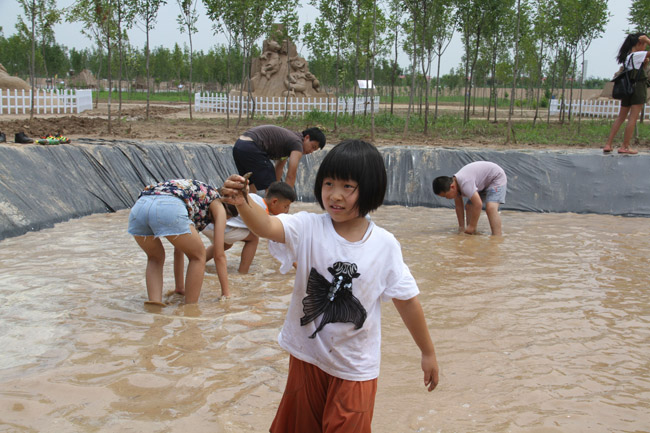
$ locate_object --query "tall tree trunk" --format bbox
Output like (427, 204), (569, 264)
(107, 25), (113, 134)
(188, 25), (193, 120)
(506, 0), (521, 143)
(370, 0), (376, 141)
(117, 0), (123, 118)
(533, 40), (545, 125)
(334, 39), (341, 131)
(30, 0), (36, 121)
(352, 0), (361, 123)
(390, 23), (398, 116)
(146, 24), (151, 120)
(403, 18), (417, 136)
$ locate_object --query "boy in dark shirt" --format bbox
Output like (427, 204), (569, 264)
(232, 125), (325, 193)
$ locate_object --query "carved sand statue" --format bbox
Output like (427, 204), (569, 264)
(70, 69), (98, 89)
(242, 27), (327, 98)
(0, 64), (31, 91)
(260, 40), (282, 80)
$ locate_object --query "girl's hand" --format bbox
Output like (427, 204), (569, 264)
(220, 174), (250, 206)
(422, 353), (440, 392)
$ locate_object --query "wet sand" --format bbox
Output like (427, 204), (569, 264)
(1, 203), (649, 432)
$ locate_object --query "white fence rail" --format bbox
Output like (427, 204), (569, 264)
(0, 89), (93, 115)
(195, 93), (381, 116)
(549, 99), (650, 120)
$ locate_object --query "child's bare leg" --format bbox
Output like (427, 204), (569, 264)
(203, 227), (215, 263)
(465, 201), (477, 230)
(205, 244), (214, 263)
(605, 106), (630, 151)
(621, 104), (643, 150)
(173, 248), (185, 295)
(238, 233), (260, 274)
(134, 236), (165, 303)
(485, 202), (502, 236)
(167, 226), (206, 304)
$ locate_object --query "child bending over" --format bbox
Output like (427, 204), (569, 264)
(127, 179), (236, 304)
(203, 181), (297, 273)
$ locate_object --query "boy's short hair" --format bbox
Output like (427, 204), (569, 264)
(314, 139), (386, 217)
(432, 176), (453, 195)
(302, 127), (326, 149)
(266, 181), (297, 202)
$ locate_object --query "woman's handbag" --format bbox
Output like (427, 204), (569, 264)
(611, 60), (640, 100)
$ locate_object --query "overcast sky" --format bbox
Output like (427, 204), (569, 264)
(0, 0), (636, 79)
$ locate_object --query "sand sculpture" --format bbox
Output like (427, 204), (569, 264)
(69, 69), (98, 88)
(0, 64), (30, 90)
(243, 28), (326, 98)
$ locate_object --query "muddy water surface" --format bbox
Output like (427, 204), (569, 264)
(1, 203), (649, 432)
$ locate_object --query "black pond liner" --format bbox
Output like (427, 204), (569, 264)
(1, 139), (648, 241)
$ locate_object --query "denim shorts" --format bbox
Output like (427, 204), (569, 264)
(478, 184), (507, 204)
(127, 195), (192, 237)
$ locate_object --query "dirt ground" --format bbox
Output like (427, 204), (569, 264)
(0, 100), (618, 150)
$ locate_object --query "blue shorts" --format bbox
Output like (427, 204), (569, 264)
(127, 195), (192, 238)
(478, 185), (507, 204)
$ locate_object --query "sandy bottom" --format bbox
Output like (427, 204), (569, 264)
(1, 203), (649, 432)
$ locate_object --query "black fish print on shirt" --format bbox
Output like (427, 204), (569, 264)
(300, 261), (367, 339)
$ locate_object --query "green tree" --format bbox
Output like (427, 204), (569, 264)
(16, 0), (39, 119)
(136, 0), (166, 119)
(629, 0), (650, 32)
(177, 0), (199, 119)
(67, 0), (121, 131)
(204, 0), (277, 125)
(304, 0), (353, 130)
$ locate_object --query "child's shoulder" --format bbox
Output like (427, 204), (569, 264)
(369, 222), (399, 245)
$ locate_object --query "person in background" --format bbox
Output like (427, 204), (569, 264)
(433, 161), (507, 236)
(232, 125), (325, 193)
(603, 33), (650, 155)
(203, 181), (297, 273)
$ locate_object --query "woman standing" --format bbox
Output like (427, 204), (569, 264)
(604, 33), (650, 155)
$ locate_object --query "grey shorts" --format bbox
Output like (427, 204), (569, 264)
(478, 185), (507, 204)
(127, 195), (192, 238)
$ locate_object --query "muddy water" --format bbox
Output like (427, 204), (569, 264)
(1, 203), (649, 432)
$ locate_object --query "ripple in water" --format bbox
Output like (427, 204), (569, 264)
(0, 203), (649, 432)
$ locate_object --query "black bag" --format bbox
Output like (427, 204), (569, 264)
(611, 59), (640, 100)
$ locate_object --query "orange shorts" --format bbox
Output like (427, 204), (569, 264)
(270, 355), (378, 433)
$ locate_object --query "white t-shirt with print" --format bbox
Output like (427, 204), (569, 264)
(269, 211), (419, 381)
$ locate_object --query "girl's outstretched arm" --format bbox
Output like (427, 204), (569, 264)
(221, 174), (285, 243)
(393, 296), (440, 392)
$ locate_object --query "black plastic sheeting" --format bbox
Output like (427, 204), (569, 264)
(1, 139), (649, 240)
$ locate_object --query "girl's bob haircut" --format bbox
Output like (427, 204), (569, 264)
(314, 139), (387, 217)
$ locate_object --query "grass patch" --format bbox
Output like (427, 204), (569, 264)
(243, 111), (650, 147)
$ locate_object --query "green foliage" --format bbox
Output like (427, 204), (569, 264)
(629, 0), (650, 32)
(254, 111), (646, 148)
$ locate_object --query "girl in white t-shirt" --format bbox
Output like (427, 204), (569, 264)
(604, 32), (650, 155)
(221, 140), (439, 432)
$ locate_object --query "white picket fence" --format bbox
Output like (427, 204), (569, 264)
(549, 99), (650, 120)
(195, 93), (381, 116)
(0, 89), (93, 115)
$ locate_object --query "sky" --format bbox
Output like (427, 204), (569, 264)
(0, 0), (636, 79)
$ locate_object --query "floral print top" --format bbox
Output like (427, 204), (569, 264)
(140, 179), (221, 231)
